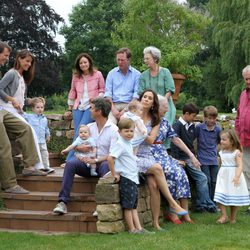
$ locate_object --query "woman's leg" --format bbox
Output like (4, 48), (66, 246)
(147, 164), (187, 214)
(179, 198), (192, 221)
(147, 175), (161, 229)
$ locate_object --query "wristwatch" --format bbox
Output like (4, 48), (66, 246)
(95, 158), (98, 163)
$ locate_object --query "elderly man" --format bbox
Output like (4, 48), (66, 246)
(235, 65), (250, 214)
(53, 97), (119, 214)
(0, 41), (42, 194)
(104, 47), (141, 124)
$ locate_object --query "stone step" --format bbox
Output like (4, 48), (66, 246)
(2, 191), (96, 212)
(0, 209), (97, 233)
(17, 168), (98, 193)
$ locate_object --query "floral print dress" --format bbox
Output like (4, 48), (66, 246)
(151, 117), (191, 199)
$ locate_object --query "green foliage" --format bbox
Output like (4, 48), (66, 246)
(112, 0), (209, 81)
(0, 0), (64, 97)
(60, 0), (124, 84)
(47, 130), (71, 155)
(45, 92), (68, 111)
(209, 0), (250, 105)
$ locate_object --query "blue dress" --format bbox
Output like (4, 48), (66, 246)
(151, 118), (191, 199)
(137, 121), (157, 173)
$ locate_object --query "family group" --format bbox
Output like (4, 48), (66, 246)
(0, 41), (250, 233)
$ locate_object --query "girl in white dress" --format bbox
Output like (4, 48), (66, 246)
(214, 129), (250, 224)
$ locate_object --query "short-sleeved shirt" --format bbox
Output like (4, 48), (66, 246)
(109, 135), (139, 184)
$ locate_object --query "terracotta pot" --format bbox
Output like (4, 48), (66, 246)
(172, 73), (186, 106)
(49, 153), (63, 167)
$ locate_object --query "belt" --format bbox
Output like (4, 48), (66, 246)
(153, 141), (164, 144)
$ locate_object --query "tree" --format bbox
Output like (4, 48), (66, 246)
(209, 0), (250, 105)
(0, 0), (64, 96)
(112, 0), (209, 82)
(60, 0), (124, 85)
(186, 0), (209, 10)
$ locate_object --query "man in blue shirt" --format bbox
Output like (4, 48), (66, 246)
(104, 47), (141, 124)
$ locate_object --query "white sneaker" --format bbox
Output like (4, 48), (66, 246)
(53, 201), (67, 214)
(93, 210), (98, 216)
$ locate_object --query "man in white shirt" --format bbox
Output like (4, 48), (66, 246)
(53, 97), (118, 214)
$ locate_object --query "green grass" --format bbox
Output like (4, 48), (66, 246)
(0, 208), (250, 250)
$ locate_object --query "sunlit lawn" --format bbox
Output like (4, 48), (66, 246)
(0, 207), (250, 250)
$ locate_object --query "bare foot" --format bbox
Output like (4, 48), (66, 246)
(216, 216), (228, 224)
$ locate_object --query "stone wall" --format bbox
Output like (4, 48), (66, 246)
(95, 176), (152, 234)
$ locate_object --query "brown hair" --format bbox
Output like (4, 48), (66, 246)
(139, 89), (160, 127)
(74, 53), (94, 77)
(14, 49), (35, 84)
(220, 129), (242, 152)
(204, 105), (218, 118)
(115, 47), (131, 60)
(30, 97), (45, 108)
(183, 103), (199, 115)
(118, 118), (135, 130)
(0, 41), (11, 53)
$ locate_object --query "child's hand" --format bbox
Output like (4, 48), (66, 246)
(46, 136), (51, 143)
(113, 173), (120, 183)
(178, 160), (186, 167)
(232, 177), (240, 187)
(61, 149), (67, 155)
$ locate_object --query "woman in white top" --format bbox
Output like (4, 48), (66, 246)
(0, 49), (46, 175)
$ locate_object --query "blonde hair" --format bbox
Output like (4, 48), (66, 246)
(128, 99), (141, 112)
(118, 118), (135, 130)
(203, 105), (218, 118)
(30, 97), (45, 108)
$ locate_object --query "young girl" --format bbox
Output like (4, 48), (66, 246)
(61, 125), (98, 176)
(24, 97), (54, 174)
(214, 129), (250, 224)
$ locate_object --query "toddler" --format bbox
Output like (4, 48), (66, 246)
(61, 125), (98, 176)
(214, 129), (250, 224)
(121, 100), (147, 152)
(108, 118), (152, 234)
(24, 97), (54, 173)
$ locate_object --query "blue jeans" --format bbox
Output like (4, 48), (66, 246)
(185, 160), (216, 209)
(66, 108), (93, 161)
(58, 158), (109, 204)
(201, 165), (218, 201)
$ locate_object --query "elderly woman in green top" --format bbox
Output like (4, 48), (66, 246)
(138, 46), (176, 127)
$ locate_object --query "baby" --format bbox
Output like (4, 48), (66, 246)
(61, 125), (98, 176)
(121, 99), (147, 153)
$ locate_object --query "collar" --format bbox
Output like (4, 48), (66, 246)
(32, 113), (45, 118)
(118, 135), (131, 145)
(179, 116), (193, 129)
(201, 122), (215, 131)
(116, 65), (132, 73)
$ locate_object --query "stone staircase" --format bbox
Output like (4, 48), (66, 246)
(0, 168), (98, 233)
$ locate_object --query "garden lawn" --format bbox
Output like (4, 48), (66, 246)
(0, 208), (250, 250)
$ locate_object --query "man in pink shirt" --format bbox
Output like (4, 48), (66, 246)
(235, 65), (250, 214)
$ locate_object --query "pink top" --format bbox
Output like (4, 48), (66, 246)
(235, 90), (250, 147)
(68, 70), (105, 109)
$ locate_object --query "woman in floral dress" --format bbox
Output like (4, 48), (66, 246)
(151, 95), (200, 223)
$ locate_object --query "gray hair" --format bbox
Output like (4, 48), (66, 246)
(157, 94), (166, 105)
(242, 65), (250, 76)
(143, 46), (161, 63)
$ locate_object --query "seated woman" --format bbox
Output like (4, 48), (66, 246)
(136, 90), (199, 230)
(151, 95), (200, 224)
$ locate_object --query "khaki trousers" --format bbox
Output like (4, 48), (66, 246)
(108, 103), (128, 124)
(243, 147), (250, 197)
(0, 110), (39, 189)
